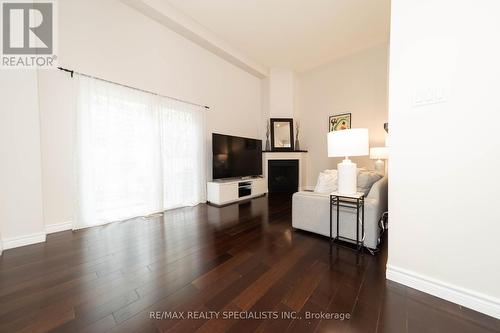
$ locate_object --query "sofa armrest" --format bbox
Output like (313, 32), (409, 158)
(367, 177), (387, 202)
(365, 176), (388, 219)
(293, 191), (330, 199)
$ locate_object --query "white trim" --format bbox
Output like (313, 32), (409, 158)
(45, 221), (73, 234)
(386, 264), (500, 319)
(2, 232), (46, 250)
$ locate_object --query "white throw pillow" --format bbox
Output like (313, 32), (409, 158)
(357, 170), (383, 196)
(314, 170), (338, 194)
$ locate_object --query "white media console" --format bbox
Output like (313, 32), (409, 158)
(207, 177), (267, 206)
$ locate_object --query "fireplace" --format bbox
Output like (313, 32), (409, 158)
(268, 159), (299, 193)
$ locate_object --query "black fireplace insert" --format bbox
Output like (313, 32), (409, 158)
(268, 159), (299, 193)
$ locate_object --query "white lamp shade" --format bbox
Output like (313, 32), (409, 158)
(370, 147), (389, 160)
(327, 128), (369, 157)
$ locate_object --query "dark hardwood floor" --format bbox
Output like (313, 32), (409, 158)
(0, 194), (498, 333)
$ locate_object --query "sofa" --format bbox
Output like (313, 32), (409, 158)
(292, 176), (388, 249)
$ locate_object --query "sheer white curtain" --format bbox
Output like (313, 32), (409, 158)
(159, 99), (206, 210)
(74, 76), (205, 229)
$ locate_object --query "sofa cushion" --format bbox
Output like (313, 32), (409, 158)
(314, 170), (338, 194)
(357, 170), (383, 196)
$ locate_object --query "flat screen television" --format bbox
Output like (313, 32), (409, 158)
(212, 133), (262, 180)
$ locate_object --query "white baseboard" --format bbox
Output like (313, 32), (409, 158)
(386, 264), (500, 319)
(45, 221), (73, 234)
(2, 232), (46, 250)
(0, 221), (73, 254)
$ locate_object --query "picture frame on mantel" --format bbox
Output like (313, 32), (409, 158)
(270, 118), (294, 151)
(329, 113), (351, 132)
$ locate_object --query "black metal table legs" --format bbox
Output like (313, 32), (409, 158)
(329, 194), (365, 254)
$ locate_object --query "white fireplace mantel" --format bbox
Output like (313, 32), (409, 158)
(263, 151), (308, 192)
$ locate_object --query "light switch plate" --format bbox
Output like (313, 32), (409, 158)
(413, 88), (447, 107)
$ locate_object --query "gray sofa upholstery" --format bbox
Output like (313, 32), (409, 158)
(292, 177), (388, 249)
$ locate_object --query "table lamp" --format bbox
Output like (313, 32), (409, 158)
(370, 147), (389, 175)
(327, 128), (369, 195)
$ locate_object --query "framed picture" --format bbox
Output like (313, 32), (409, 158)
(329, 113), (351, 132)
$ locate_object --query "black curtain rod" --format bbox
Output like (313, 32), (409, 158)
(57, 67), (210, 110)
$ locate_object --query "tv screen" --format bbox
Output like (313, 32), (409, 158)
(212, 133), (262, 180)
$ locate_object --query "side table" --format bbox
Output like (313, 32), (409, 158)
(329, 191), (365, 253)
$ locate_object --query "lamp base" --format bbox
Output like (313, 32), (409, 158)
(338, 158), (357, 195)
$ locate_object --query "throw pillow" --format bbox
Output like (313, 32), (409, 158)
(357, 170), (383, 196)
(314, 170), (338, 194)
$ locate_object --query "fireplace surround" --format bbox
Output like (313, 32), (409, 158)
(262, 151), (308, 193)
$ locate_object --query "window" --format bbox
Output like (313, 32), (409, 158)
(74, 76), (205, 229)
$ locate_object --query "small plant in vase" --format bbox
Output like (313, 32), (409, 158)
(265, 121), (271, 151)
(295, 121), (300, 151)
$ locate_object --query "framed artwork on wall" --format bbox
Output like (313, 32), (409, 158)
(329, 113), (351, 132)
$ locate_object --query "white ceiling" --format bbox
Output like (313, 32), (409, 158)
(164, 0), (391, 72)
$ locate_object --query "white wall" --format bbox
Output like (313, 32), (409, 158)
(269, 68), (298, 119)
(261, 68), (300, 145)
(387, 0), (500, 318)
(125, 0), (268, 78)
(298, 44), (389, 188)
(37, 70), (76, 230)
(0, 71), (46, 247)
(56, 0), (261, 139)
(15, 0), (262, 235)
